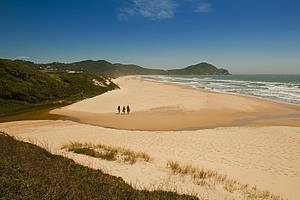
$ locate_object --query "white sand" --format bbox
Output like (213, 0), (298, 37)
(1, 120), (300, 199)
(51, 76), (300, 131)
(59, 76), (300, 113)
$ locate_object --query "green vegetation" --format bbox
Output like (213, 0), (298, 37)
(39, 60), (167, 76)
(167, 62), (230, 75)
(166, 160), (283, 200)
(15, 59), (231, 76)
(0, 133), (198, 200)
(63, 142), (151, 164)
(0, 59), (118, 116)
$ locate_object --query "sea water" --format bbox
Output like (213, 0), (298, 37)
(142, 74), (300, 105)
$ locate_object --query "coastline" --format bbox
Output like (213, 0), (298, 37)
(142, 75), (300, 106)
(143, 75), (300, 108)
(51, 76), (300, 131)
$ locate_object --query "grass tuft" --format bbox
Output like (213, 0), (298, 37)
(62, 142), (151, 164)
(166, 160), (285, 200)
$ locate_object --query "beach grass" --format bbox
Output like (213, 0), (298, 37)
(166, 160), (284, 200)
(62, 142), (151, 164)
(0, 132), (197, 200)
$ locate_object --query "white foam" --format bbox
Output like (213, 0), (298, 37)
(142, 75), (300, 105)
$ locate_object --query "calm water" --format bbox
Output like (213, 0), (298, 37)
(142, 75), (300, 105)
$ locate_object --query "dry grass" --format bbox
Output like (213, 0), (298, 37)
(62, 142), (151, 164)
(0, 132), (198, 200)
(166, 160), (285, 200)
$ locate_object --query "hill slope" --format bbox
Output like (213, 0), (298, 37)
(167, 62), (230, 75)
(0, 133), (198, 200)
(113, 63), (167, 75)
(0, 59), (118, 115)
(35, 60), (167, 76)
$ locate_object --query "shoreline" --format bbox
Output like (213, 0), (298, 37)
(51, 76), (300, 131)
(142, 75), (300, 107)
(3, 75), (299, 130)
(143, 75), (300, 108)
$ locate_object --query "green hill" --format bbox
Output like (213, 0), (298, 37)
(42, 60), (114, 74)
(35, 60), (166, 76)
(167, 62), (230, 75)
(0, 59), (118, 115)
(0, 133), (198, 200)
(25, 59), (230, 76)
(113, 63), (167, 75)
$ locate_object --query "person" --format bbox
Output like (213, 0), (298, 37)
(126, 105), (130, 114)
(117, 105), (121, 114)
(122, 106), (126, 114)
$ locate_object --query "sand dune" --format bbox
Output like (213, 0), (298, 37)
(1, 120), (300, 199)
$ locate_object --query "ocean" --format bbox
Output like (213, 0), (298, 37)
(142, 74), (300, 105)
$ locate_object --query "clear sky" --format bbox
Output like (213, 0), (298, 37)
(1, 0), (300, 74)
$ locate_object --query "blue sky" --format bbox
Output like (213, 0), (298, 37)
(1, 0), (300, 74)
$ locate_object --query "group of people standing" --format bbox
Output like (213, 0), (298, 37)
(117, 105), (130, 115)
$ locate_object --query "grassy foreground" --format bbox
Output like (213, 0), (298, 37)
(0, 133), (198, 200)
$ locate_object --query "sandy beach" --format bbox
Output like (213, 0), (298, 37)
(1, 76), (300, 199)
(51, 76), (300, 130)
